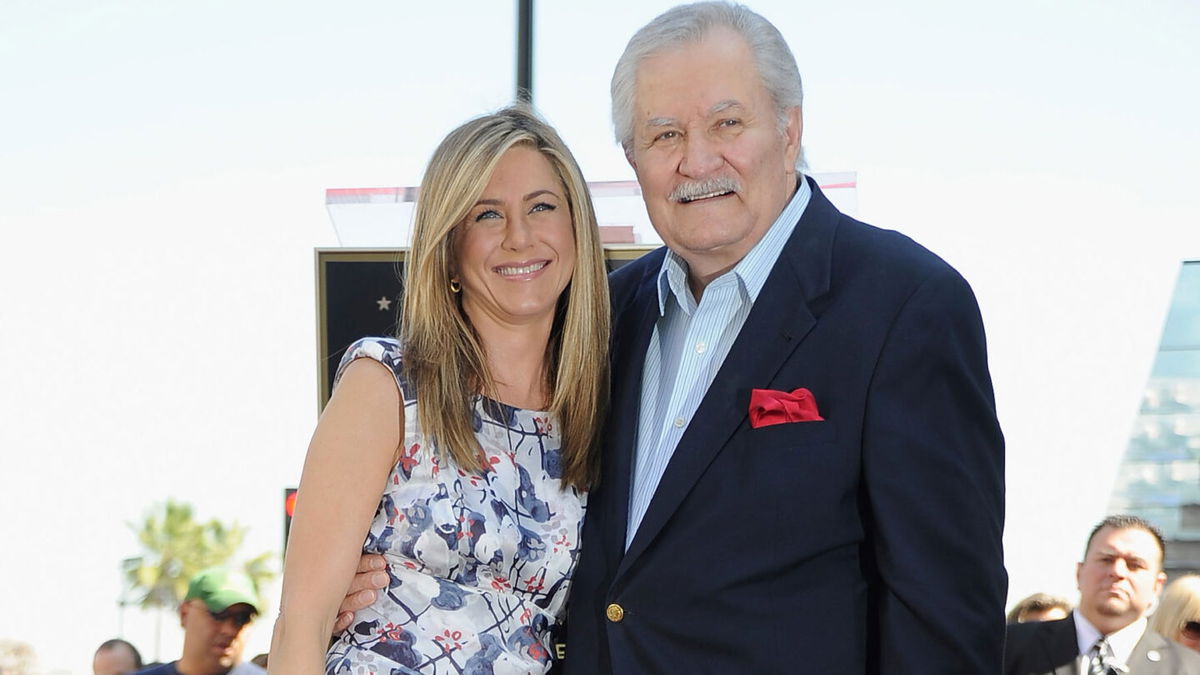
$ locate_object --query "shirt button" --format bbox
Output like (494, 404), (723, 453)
(606, 603), (625, 622)
(673, 417), (685, 428)
(695, 342), (706, 354)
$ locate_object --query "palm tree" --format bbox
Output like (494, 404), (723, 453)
(123, 499), (276, 657)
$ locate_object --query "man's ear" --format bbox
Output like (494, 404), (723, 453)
(783, 106), (803, 170)
(625, 149), (637, 171)
(178, 601), (190, 628)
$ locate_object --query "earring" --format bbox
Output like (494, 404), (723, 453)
(449, 278), (461, 294)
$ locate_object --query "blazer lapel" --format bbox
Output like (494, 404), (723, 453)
(600, 261), (662, 565)
(616, 177), (839, 575)
(1129, 629), (1172, 674)
(1048, 617), (1079, 675)
(1033, 615), (1079, 675)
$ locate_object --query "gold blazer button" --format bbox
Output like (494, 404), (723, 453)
(605, 603), (625, 622)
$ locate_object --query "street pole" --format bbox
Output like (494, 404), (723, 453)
(516, 0), (533, 103)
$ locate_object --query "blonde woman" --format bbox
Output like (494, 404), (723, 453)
(269, 106), (609, 674)
(1151, 574), (1200, 652)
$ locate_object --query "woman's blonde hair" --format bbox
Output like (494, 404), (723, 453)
(401, 105), (609, 490)
(1150, 574), (1200, 641)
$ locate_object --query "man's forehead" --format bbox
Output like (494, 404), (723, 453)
(1088, 526), (1160, 559)
(643, 99), (745, 128)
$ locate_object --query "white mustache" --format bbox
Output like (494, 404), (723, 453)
(669, 177), (741, 203)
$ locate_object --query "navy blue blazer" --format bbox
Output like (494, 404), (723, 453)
(564, 177), (1007, 673)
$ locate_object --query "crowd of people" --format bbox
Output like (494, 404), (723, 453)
(93, 567), (268, 675)
(84, 2), (1199, 674)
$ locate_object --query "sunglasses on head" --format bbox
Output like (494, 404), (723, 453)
(207, 606), (255, 628)
(1183, 620), (1200, 640)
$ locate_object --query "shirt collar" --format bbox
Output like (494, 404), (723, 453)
(655, 173), (812, 314)
(1074, 611), (1148, 669)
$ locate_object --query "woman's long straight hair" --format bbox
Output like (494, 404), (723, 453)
(401, 105), (610, 490)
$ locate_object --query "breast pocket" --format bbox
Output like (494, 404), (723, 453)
(731, 420), (853, 508)
(730, 419), (846, 486)
(741, 418), (838, 448)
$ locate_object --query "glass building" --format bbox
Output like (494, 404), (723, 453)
(1109, 261), (1200, 574)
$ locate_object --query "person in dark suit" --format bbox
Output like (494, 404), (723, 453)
(335, 3), (1006, 672)
(1005, 515), (1200, 674)
(560, 3), (1005, 673)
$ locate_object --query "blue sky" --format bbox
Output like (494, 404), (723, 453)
(1, 1), (1198, 671)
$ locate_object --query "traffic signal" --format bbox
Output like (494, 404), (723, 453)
(284, 487), (297, 552)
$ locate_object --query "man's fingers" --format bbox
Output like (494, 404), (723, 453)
(356, 554), (386, 573)
(332, 554), (387, 636)
(333, 610), (355, 634)
(333, 588), (377, 636)
(336, 587), (378, 616)
(345, 569), (389, 596)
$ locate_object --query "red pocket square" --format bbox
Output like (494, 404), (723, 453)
(749, 387), (824, 428)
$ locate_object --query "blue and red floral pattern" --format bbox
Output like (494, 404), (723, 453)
(325, 338), (585, 675)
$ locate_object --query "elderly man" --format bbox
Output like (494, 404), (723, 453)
(564, 3), (1005, 672)
(1005, 515), (1200, 674)
(135, 567), (265, 675)
(340, 2), (1005, 672)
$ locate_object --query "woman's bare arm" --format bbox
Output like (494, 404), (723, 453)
(267, 359), (403, 674)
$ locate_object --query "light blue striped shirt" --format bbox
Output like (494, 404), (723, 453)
(627, 176), (812, 548)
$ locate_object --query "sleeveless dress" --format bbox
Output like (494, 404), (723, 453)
(325, 337), (586, 675)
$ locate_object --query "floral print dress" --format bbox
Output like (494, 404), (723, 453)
(325, 338), (585, 675)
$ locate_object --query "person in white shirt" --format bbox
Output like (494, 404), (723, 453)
(1005, 515), (1200, 674)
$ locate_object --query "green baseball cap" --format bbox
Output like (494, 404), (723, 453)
(185, 566), (261, 614)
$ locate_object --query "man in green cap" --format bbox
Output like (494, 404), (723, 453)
(135, 567), (265, 675)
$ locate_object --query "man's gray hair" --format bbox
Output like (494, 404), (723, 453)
(610, 1), (803, 157)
